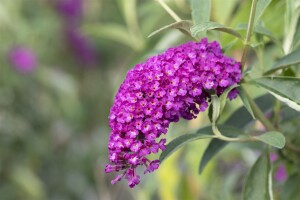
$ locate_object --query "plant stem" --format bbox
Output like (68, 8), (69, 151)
(155, 0), (181, 22)
(212, 122), (256, 142)
(241, 0), (258, 70)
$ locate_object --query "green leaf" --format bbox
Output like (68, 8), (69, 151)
(243, 150), (273, 200)
(190, 0), (211, 37)
(148, 20), (193, 38)
(225, 94), (273, 128)
(191, 21), (242, 39)
(159, 131), (214, 162)
(254, 131), (286, 149)
(199, 94), (273, 174)
(238, 86), (256, 119)
(254, 0), (272, 26)
(283, 0), (300, 53)
(198, 138), (228, 174)
(190, 0), (211, 24)
(212, 0), (240, 25)
(198, 125), (244, 174)
(252, 77), (300, 111)
(236, 23), (280, 46)
(264, 48), (300, 75)
(219, 84), (239, 115)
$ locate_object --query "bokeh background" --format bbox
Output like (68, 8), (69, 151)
(0, 0), (287, 199)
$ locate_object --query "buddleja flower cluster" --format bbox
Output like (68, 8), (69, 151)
(105, 38), (241, 188)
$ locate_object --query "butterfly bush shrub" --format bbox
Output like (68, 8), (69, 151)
(106, 0), (300, 198)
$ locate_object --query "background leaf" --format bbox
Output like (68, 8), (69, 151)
(281, 172), (300, 200)
(191, 21), (242, 38)
(159, 132), (214, 162)
(198, 125), (243, 174)
(254, 131), (286, 149)
(264, 48), (300, 75)
(148, 20), (193, 38)
(252, 77), (300, 111)
(243, 150), (273, 200)
(254, 0), (272, 26)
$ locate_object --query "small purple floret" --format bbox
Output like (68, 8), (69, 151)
(106, 38), (242, 187)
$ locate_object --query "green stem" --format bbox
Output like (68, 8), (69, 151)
(212, 122), (256, 142)
(241, 0), (258, 69)
(155, 0), (181, 22)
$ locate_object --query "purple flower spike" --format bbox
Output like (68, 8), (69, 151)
(106, 38), (242, 187)
(8, 46), (37, 74)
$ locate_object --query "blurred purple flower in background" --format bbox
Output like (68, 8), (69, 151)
(55, 0), (99, 67)
(8, 46), (37, 74)
(270, 152), (287, 182)
(270, 153), (278, 162)
(275, 164), (287, 182)
(65, 27), (97, 66)
(56, 0), (82, 24)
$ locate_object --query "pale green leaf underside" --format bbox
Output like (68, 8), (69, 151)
(191, 21), (242, 39)
(253, 77), (300, 112)
(254, 131), (286, 149)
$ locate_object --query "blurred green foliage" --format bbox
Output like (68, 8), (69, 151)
(0, 0), (299, 200)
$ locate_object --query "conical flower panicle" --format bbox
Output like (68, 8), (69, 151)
(106, 38), (241, 188)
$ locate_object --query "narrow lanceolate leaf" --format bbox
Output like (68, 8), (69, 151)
(191, 22), (242, 39)
(238, 86), (256, 119)
(252, 77), (300, 111)
(264, 48), (300, 75)
(148, 20), (193, 38)
(198, 125), (244, 174)
(190, 0), (211, 37)
(254, 0), (272, 26)
(159, 132), (214, 162)
(254, 131), (286, 149)
(243, 151), (273, 200)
